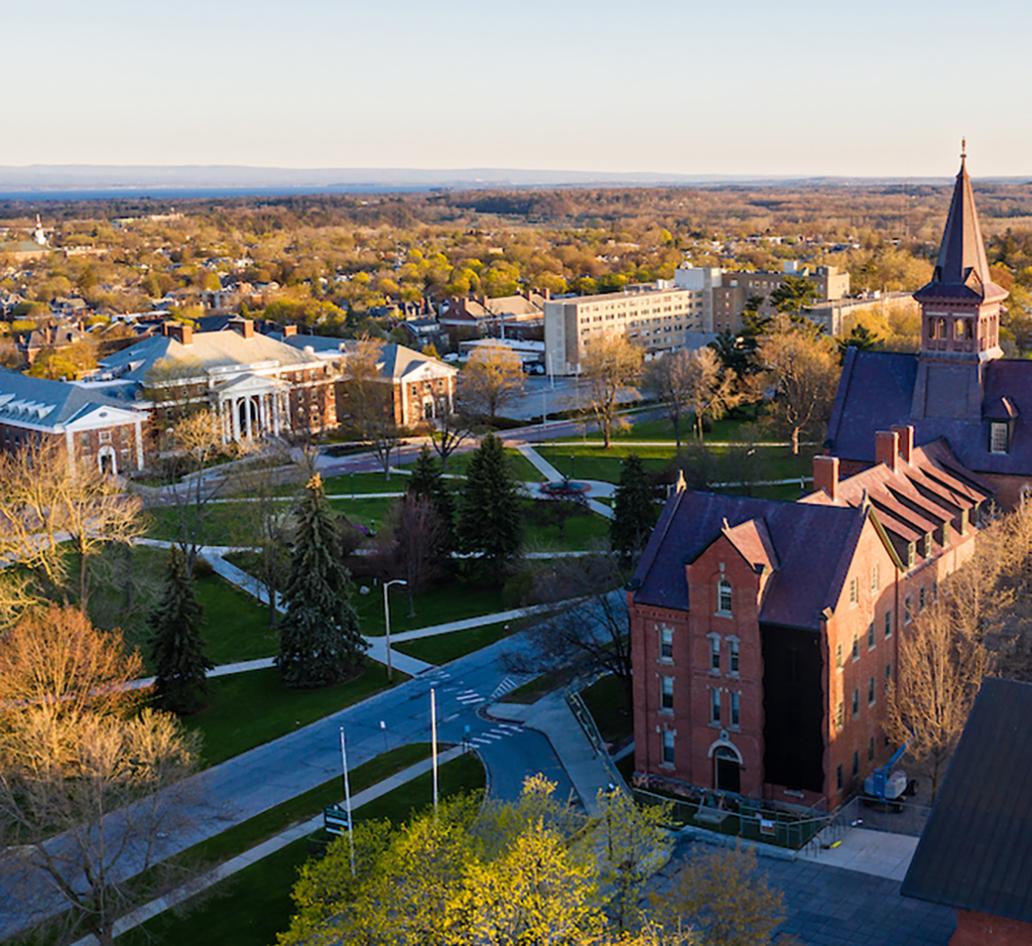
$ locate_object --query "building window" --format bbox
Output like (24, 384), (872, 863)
(851, 634), (859, 662)
(867, 623), (875, 650)
(835, 643), (843, 668)
(852, 688), (860, 718)
(662, 730), (675, 766)
(660, 676), (674, 711)
(907, 543), (916, 568)
(836, 701), (844, 730)
(852, 751), (860, 777)
(870, 564), (879, 593)
(731, 691), (741, 727)
(904, 596), (913, 625)
(868, 676), (876, 706)
(710, 688), (721, 725)
(659, 625), (673, 663)
(885, 662), (892, 688)
(885, 610), (893, 638)
(729, 639), (740, 674)
(836, 765), (843, 790)
(710, 635), (721, 672)
(717, 578), (733, 615)
(919, 587), (926, 611)
(923, 533), (933, 558)
(98, 430), (112, 444)
(849, 577), (858, 604)
(990, 422), (1009, 455)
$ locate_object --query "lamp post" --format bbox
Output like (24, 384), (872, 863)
(383, 578), (408, 681)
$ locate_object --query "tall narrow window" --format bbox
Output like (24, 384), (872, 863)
(990, 422), (1010, 455)
(729, 639), (740, 674)
(919, 587), (926, 611)
(717, 578), (733, 615)
(660, 676), (674, 711)
(731, 691), (741, 727)
(662, 730), (675, 766)
(659, 625), (673, 663)
(923, 533), (933, 558)
(836, 701), (844, 729)
(710, 688), (721, 725)
(852, 751), (860, 776)
(849, 577), (858, 604)
(867, 623), (875, 650)
(907, 543), (916, 568)
(870, 564), (879, 593)
(710, 636), (721, 672)
(904, 596), (913, 625)
(852, 688), (860, 718)
(868, 676), (876, 706)
(884, 610), (893, 638)
(851, 634), (859, 662)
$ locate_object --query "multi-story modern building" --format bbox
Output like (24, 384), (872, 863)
(827, 148), (1032, 508)
(677, 262), (850, 334)
(628, 425), (990, 810)
(543, 282), (704, 375)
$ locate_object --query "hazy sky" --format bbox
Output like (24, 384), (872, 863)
(7, 0), (1031, 176)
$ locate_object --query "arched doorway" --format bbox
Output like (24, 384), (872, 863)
(97, 445), (117, 476)
(713, 746), (741, 793)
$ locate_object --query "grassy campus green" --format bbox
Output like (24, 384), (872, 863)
(393, 620), (518, 664)
(396, 446), (544, 483)
(121, 753), (485, 946)
(580, 674), (633, 748)
(183, 664), (398, 767)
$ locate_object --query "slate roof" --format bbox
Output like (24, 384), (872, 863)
(631, 490), (865, 630)
(99, 329), (321, 383)
(901, 677), (1032, 924)
(272, 334), (455, 381)
(826, 348), (1032, 477)
(914, 153), (1007, 304)
(0, 369), (143, 429)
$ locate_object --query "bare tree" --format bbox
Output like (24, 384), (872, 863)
(0, 606), (198, 946)
(502, 556), (630, 690)
(581, 334), (643, 448)
(339, 338), (400, 478)
(0, 440), (144, 608)
(755, 316), (839, 455)
(884, 600), (989, 800)
(430, 402), (475, 472)
(646, 348), (740, 446)
(460, 343), (524, 421)
(373, 495), (445, 616)
(651, 847), (785, 946)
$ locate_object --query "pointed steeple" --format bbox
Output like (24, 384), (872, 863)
(914, 143), (1007, 303)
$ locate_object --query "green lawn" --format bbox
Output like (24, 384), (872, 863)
(121, 753), (485, 946)
(194, 572), (278, 665)
(355, 580), (509, 636)
(580, 674), (633, 749)
(521, 498), (610, 551)
(394, 620), (513, 664)
(553, 410), (764, 444)
(183, 664), (397, 767)
(397, 446), (543, 483)
(321, 471), (408, 494)
(144, 503), (283, 546)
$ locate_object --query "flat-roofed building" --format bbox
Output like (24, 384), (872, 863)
(544, 282), (703, 376)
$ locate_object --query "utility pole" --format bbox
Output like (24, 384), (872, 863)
(431, 686), (439, 815)
(382, 578), (408, 681)
(339, 727), (356, 877)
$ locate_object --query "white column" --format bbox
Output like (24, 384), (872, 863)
(273, 393), (281, 435)
(232, 398), (241, 441)
(258, 393), (267, 436)
(64, 428), (76, 476)
(134, 418), (144, 470)
(245, 397), (253, 439)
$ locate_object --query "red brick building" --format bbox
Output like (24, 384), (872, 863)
(629, 427), (991, 810)
(828, 147), (1032, 508)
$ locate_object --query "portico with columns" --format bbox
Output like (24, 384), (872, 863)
(214, 374), (292, 443)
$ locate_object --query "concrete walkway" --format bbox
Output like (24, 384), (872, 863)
(491, 692), (615, 815)
(798, 826), (920, 882)
(514, 444), (614, 521)
(72, 747), (465, 945)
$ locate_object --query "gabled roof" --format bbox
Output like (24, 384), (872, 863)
(272, 335), (457, 382)
(721, 518), (779, 573)
(631, 490), (865, 630)
(0, 369), (145, 430)
(827, 348), (1032, 477)
(99, 329), (321, 383)
(902, 677), (1032, 924)
(914, 151), (1008, 304)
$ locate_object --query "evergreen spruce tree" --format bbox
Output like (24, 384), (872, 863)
(457, 433), (522, 570)
(610, 454), (658, 559)
(278, 474), (366, 688)
(407, 444), (455, 553)
(149, 547), (213, 715)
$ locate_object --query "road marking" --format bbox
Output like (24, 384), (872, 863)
(471, 737), (494, 746)
(497, 723), (522, 732)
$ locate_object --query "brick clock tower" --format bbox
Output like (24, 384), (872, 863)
(911, 142), (1008, 420)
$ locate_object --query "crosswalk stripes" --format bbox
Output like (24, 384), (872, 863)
(489, 676), (520, 700)
(467, 725), (523, 748)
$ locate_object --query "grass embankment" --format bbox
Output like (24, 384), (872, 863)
(580, 674), (633, 749)
(120, 752), (485, 946)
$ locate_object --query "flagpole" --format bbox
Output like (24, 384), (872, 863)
(339, 726), (356, 877)
(430, 687), (439, 814)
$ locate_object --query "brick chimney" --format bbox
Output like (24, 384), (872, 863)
(282, 324), (298, 338)
(231, 318), (255, 339)
(875, 430), (899, 472)
(813, 455), (840, 501)
(891, 424), (915, 464)
(163, 321), (193, 345)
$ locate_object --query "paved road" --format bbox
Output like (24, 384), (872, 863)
(0, 630), (574, 940)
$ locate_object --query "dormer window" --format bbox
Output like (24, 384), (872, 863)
(989, 422), (1010, 455)
(923, 533), (933, 558)
(717, 578), (733, 616)
(907, 542), (916, 568)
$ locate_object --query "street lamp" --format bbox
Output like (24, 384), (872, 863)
(383, 578), (408, 681)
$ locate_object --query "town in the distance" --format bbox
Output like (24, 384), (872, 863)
(0, 144), (1029, 946)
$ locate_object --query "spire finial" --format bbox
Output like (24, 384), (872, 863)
(961, 137), (967, 164)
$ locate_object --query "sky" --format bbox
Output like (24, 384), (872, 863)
(6, 0), (1032, 177)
